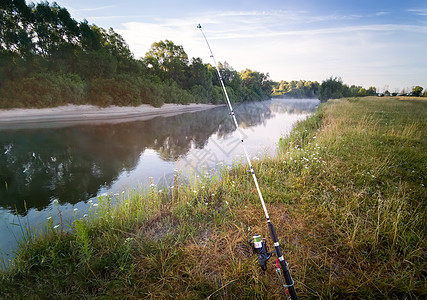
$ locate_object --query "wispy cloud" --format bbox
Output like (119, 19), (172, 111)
(375, 11), (391, 16)
(71, 5), (117, 13)
(407, 9), (427, 16)
(116, 8), (427, 90)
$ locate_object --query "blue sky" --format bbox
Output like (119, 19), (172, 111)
(31, 0), (427, 91)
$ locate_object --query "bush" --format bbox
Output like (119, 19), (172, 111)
(0, 73), (86, 108)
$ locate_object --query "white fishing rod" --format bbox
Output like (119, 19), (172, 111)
(197, 24), (298, 299)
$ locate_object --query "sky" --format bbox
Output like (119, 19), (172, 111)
(29, 0), (427, 92)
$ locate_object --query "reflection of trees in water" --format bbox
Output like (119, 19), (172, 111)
(0, 99), (318, 214)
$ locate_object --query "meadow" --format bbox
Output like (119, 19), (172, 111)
(1, 96), (425, 299)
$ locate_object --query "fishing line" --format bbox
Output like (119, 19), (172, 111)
(197, 24), (298, 299)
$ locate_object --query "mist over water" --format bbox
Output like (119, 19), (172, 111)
(0, 98), (319, 265)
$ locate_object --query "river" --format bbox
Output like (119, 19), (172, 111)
(0, 98), (319, 266)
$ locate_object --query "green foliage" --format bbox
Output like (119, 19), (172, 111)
(318, 78), (382, 102)
(1, 97), (425, 298)
(0, 2), (277, 109)
(318, 76), (346, 102)
(412, 85), (423, 96)
(0, 72), (86, 108)
(272, 80), (319, 98)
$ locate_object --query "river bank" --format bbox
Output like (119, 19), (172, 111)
(0, 97), (425, 299)
(0, 103), (219, 129)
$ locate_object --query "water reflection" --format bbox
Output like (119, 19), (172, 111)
(0, 99), (318, 216)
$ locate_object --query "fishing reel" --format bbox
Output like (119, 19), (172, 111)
(249, 234), (273, 271)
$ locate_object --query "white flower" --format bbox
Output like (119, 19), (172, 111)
(93, 203), (99, 207)
(211, 193), (215, 196)
(83, 214), (88, 218)
(47, 216), (52, 220)
(54, 224), (59, 229)
(73, 208), (78, 212)
(52, 199), (59, 205)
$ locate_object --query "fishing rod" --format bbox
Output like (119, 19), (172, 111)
(197, 24), (298, 299)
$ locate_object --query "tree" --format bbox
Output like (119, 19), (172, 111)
(412, 86), (423, 97)
(145, 40), (189, 87)
(318, 76), (345, 102)
(367, 86), (377, 96)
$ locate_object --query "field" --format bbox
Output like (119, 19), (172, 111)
(1, 96), (426, 299)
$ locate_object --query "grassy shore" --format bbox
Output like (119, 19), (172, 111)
(1, 96), (426, 299)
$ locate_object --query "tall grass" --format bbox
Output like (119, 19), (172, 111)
(0, 96), (425, 299)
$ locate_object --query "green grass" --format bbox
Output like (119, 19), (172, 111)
(1, 96), (426, 299)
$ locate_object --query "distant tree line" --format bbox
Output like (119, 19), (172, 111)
(0, 1), (274, 108)
(318, 77), (426, 102)
(272, 80), (319, 98)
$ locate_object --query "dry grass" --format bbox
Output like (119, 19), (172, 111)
(1, 96), (426, 299)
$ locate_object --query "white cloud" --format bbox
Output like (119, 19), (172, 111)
(116, 9), (427, 90)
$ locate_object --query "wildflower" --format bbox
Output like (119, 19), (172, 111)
(205, 202), (208, 205)
(47, 216), (52, 220)
(149, 183), (156, 188)
(193, 190), (197, 194)
(52, 199), (59, 205)
(225, 201), (229, 205)
(201, 185), (205, 189)
(211, 193), (215, 196)
(88, 199), (93, 204)
(54, 224), (59, 229)
(93, 203), (99, 207)
(73, 208), (78, 212)
(158, 189), (163, 193)
(83, 214), (88, 218)
(101, 193), (108, 197)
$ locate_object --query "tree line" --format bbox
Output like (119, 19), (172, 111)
(317, 77), (426, 102)
(2, 1), (422, 108)
(0, 1), (276, 108)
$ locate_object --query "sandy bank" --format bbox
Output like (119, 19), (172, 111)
(0, 103), (220, 130)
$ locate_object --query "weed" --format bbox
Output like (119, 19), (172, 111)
(0, 97), (425, 299)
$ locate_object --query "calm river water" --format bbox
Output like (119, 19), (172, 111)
(0, 98), (319, 265)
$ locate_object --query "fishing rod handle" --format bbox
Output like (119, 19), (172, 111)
(268, 222), (298, 300)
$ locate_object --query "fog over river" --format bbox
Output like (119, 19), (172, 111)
(0, 98), (319, 265)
